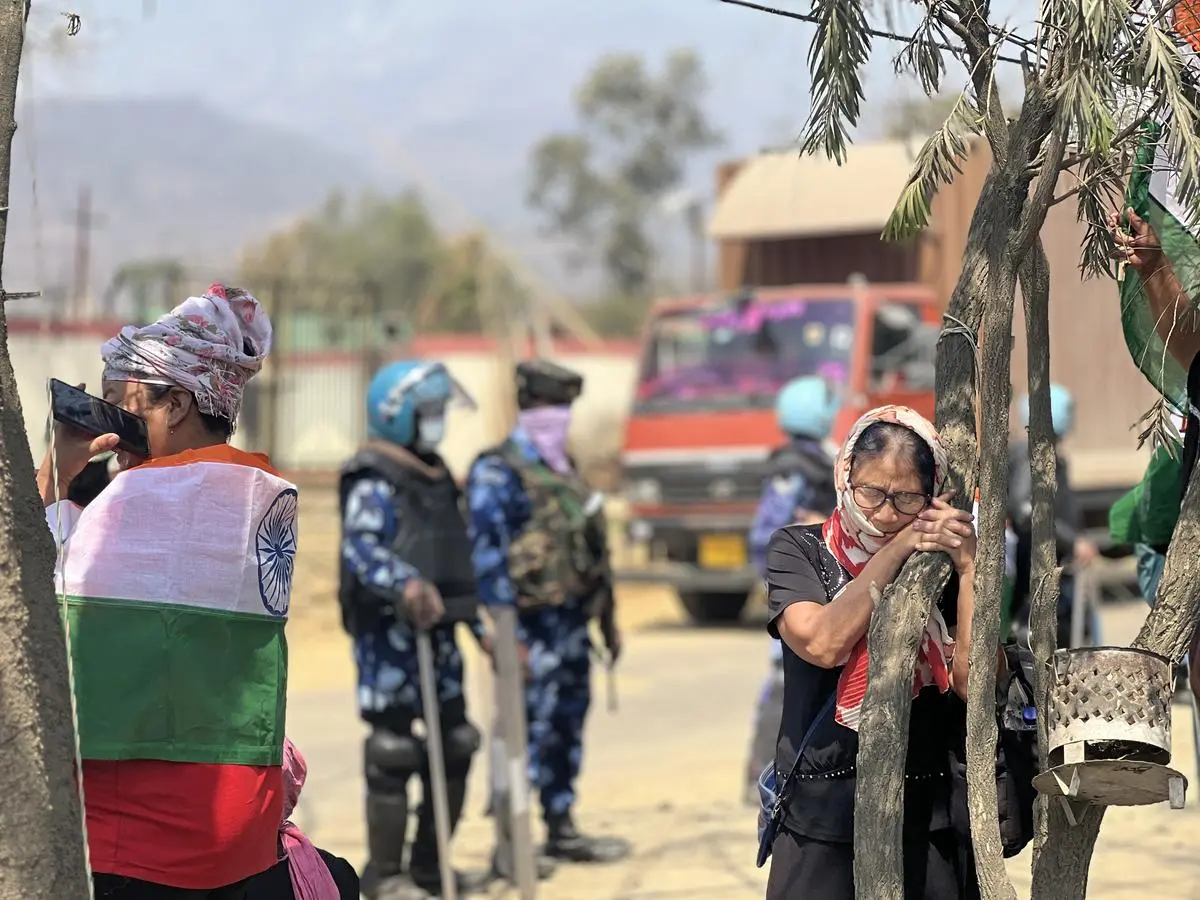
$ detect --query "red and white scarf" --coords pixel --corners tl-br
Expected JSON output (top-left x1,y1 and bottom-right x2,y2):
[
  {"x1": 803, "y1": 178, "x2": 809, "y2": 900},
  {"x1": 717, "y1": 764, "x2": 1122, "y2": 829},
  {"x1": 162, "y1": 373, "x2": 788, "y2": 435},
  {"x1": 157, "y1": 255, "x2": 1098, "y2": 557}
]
[{"x1": 822, "y1": 406, "x2": 955, "y2": 731}]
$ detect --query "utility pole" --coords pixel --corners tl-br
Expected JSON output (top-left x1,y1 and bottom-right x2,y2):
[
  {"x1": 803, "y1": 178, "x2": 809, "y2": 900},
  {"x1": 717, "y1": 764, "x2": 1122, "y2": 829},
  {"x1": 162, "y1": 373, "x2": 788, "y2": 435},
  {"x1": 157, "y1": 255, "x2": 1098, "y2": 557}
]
[
  {"x1": 685, "y1": 199, "x2": 707, "y2": 294},
  {"x1": 255, "y1": 279, "x2": 285, "y2": 462},
  {"x1": 69, "y1": 185, "x2": 102, "y2": 320},
  {"x1": 363, "y1": 279, "x2": 385, "y2": 381}
]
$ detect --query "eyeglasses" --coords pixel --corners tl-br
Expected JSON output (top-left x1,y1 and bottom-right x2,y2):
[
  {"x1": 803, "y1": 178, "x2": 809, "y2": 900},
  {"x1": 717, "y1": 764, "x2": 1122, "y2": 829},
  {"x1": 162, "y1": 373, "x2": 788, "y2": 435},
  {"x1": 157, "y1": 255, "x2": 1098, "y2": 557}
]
[{"x1": 850, "y1": 483, "x2": 930, "y2": 516}]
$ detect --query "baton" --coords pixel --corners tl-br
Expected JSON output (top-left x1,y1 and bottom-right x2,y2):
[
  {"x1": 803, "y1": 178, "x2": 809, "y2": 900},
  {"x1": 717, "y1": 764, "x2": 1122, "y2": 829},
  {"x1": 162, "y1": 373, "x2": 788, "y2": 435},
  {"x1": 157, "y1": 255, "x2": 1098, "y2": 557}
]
[
  {"x1": 606, "y1": 658, "x2": 618, "y2": 713},
  {"x1": 491, "y1": 607, "x2": 538, "y2": 899},
  {"x1": 416, "y1": 629, "x2": 457, "y2": 900}
]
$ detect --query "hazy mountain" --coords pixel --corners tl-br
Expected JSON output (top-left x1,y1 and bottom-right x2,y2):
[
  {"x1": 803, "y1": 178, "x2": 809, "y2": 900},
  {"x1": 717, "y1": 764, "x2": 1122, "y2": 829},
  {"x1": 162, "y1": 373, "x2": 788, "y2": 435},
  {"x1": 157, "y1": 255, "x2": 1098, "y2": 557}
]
[{"x1": 6, "y1": 96, "x2": 385, "y2": 309}]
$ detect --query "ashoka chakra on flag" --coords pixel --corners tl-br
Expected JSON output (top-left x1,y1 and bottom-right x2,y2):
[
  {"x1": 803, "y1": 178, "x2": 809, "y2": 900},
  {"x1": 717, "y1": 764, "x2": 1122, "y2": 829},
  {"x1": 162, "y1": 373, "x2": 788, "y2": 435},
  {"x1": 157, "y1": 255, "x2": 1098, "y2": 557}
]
[{"x1": 256, "y1": 487, "x2": 298, "y2": 617}]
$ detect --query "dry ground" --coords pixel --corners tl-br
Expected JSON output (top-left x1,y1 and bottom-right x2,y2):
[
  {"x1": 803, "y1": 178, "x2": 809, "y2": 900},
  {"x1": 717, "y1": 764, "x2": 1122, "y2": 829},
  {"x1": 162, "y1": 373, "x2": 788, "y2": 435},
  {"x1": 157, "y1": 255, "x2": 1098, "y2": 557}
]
[{"x1": 284, "y1": 483, "x2": 1200, "y2": 899}]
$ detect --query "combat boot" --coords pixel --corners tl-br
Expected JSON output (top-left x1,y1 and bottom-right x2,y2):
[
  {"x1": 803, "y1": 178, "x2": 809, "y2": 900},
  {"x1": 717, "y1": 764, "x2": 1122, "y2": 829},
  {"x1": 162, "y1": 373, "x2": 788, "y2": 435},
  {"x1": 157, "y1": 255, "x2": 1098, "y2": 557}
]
[
  {"x1": 544, "y1": 810, "x2": 631, "y2": 864},
  {"x1": 490, "y1": 843, "x2": 558, "y2": 884},
  {"x1": 409, "y1": 773, "x2": 491, "y2": 895},
  {"x1": 370, "y1": 872, "x2": 431, "y2": 900},
  {"x1": 362, "y1": 791, "x2": 414, "y2": 898},
  {"x1": 363, "y1": 729, "x2": 425, "y2": 898}
]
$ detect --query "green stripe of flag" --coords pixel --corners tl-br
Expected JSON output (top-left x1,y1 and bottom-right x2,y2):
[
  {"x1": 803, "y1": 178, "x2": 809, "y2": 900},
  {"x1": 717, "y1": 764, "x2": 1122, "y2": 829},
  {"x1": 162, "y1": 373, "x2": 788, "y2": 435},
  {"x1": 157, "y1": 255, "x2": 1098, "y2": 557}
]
[{"x1": 64, "y1": 595, "x2": 287, "y2": 766}]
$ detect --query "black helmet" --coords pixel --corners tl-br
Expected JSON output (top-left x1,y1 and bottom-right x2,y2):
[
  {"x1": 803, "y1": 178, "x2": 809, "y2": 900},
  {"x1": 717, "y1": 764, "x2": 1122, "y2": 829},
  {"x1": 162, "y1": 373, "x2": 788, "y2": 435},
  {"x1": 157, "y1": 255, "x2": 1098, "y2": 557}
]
[{"x1": 516, "y1": 359, "x2": 584, "y2": 410}]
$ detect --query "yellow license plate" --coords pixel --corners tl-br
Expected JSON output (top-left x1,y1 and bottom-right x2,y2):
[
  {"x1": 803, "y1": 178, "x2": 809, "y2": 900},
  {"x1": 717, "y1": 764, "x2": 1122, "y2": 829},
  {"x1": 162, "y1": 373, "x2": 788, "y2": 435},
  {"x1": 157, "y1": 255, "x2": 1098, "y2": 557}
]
[{"x1": 698, "y1": 533, "x2": 747, "y2": 569}]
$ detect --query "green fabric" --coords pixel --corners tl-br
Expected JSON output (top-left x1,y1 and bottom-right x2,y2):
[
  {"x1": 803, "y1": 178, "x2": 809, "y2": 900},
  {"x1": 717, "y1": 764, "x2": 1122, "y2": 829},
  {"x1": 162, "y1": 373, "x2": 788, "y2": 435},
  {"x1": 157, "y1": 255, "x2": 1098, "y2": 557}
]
[
  {"x1": 498, "y1": 439, "x2": 606, "y2": 608},
  {"x1": 1108, "y1": 443, "x2": 1184, "y2": 546},
  {"x1": 1119, "y1": 121, "x2": 1198, "y2": 414},
  {"x1": 1109, "y1": 485, "x2": 1139, "y2": 543},
  {"x1": 65, "y1": 596, "x2": 287, "y2": 765},
  {"x1": 1138, "y1": 444, "x2": 1184, "y2": 543}
]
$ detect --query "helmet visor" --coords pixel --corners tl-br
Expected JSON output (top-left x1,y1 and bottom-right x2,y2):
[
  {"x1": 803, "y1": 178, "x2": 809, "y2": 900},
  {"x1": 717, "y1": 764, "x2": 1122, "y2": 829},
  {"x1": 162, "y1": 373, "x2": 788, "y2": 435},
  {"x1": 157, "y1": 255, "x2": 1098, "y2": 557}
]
[{"x1": 389, "y1": 361, "x2": 477, "y2": 419}]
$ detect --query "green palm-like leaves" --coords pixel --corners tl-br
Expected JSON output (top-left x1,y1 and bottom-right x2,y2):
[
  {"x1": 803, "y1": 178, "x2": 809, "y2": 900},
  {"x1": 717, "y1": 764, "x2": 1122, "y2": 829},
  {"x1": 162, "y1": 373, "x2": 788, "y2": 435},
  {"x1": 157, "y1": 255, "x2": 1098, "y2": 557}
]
[
  {"x1": 799, "y1": 0, "x2": 872, "y2": 164},
  {"x1": 883, "y1": 91, "x2": 985, "y2": 241},
  {"x1": 893, "y1": 18, "x2": 946, "y2": 96}
]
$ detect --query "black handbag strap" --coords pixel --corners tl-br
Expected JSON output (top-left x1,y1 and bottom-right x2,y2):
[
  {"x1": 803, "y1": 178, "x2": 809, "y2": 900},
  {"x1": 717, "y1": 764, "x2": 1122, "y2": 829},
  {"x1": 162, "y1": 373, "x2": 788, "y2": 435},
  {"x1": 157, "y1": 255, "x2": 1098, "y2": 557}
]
[
  {"x1": 775, "y1": 692, "x2": 837, "y2": 800},
  {"x1": 773, "y1": 525, "x2": 841, "y2": 802}
]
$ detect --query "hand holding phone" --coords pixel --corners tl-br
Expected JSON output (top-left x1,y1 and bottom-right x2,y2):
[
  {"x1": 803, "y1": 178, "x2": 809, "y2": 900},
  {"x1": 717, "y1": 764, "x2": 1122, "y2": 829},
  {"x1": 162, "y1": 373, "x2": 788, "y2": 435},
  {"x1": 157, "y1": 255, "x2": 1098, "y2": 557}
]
[
  {"x1": 39, "y1": 380, "x2": 147, "y2": 507},
  {"x1": 49, "y1": 379, "x2": 149, "y2": 457},
  {"x1": 38, "y1": 418, "x2": 119, "y2": 507}
]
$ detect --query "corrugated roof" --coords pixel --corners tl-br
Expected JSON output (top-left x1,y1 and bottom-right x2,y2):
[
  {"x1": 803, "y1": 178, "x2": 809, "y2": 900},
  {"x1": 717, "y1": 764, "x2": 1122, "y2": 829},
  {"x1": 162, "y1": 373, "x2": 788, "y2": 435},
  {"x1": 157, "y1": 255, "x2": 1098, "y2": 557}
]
[{"x1": 707, "y1": 140, "x2": 923, "y2": 241}]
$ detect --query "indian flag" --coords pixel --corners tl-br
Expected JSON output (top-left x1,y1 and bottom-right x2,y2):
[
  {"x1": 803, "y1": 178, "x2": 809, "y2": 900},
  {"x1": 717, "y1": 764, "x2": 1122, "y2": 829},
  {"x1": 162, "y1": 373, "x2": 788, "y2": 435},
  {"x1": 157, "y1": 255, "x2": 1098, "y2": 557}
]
[
  {"x1": 53, "y1": 444, "x2": 296, "y2": 766},
  {"x1": 1118, "y1": 119, "x2": 1200, "y2": 413}
]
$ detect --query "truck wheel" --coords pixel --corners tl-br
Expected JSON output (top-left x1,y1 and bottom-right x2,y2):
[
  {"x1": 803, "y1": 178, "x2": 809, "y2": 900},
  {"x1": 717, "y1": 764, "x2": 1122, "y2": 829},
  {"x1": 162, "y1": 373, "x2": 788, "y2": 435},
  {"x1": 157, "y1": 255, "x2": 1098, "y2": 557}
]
[{"x1": 679, "y1": 591, "x2": 749, "y2": 625}]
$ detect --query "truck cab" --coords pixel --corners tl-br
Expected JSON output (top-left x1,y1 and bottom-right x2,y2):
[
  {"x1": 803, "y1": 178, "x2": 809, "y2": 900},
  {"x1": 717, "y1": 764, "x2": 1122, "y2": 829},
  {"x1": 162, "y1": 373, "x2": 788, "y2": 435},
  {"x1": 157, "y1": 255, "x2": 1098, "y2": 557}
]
[{"x1": 619, "y1": 282, "x2": 941, "y2": 624}]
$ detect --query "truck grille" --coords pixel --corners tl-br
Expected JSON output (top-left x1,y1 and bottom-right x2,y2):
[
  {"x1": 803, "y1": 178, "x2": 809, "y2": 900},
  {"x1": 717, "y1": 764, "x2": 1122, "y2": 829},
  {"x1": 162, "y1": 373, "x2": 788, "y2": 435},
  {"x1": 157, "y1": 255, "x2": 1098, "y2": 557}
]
[{"x1": 627, "y1": 463, "x2": 768, "y2": 505}]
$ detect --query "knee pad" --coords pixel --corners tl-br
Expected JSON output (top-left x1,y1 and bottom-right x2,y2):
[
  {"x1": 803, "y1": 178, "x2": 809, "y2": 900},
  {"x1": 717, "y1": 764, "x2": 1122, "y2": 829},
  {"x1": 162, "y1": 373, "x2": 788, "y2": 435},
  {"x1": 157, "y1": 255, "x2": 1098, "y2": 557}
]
[
  {"x1": 365, "y1": 728, "x2": 424, "y2": 793},
  {"x1": 442, "y1": 721, "x2": 481, "y2": 775}
]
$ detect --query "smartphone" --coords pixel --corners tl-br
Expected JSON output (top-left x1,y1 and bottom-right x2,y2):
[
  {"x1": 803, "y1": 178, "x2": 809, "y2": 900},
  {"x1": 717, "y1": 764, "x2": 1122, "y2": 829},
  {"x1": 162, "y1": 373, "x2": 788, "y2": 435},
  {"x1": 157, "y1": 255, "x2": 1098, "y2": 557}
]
[{"x1": 49, "y1": 378, "x2": 151, "y2": 458}]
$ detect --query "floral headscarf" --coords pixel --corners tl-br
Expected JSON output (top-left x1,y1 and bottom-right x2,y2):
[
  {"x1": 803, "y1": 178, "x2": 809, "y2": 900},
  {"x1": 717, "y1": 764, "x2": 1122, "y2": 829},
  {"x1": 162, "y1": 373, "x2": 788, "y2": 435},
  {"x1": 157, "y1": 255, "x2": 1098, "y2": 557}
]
[
  {"x1": 100, "y1": 283, "x2": 272, "y2": 431},
  {"x1": 824, "y1": 405, "x2": 950, "y2": 575},
  {"x1": 821, "y1": 405, "x2": 954, "y2": 731}
]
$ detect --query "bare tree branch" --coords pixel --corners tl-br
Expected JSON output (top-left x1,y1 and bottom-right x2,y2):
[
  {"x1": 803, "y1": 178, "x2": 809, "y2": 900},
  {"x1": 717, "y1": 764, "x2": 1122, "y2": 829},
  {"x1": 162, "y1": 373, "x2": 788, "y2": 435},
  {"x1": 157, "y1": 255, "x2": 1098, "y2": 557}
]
[
  {"x1": 935, "y1": 1, "x2": 1011, "y2": 161},
  {"x1": 1013, "y1": 123, "x2": 1068, "y2": 261}
]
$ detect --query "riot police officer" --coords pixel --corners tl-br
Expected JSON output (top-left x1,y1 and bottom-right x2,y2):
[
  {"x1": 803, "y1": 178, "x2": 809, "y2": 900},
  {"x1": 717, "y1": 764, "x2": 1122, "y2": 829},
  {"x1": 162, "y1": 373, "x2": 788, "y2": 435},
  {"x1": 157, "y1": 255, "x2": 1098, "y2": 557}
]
[
  {"x1": 744, "y1": 376, "x2": 840, "y2": 801},
  {"x1": 339, "y1": 360, "x2": 489, "y2": 900},
  {"x1": 466, "y1": 359, "x2": 628, "y2": 871}
]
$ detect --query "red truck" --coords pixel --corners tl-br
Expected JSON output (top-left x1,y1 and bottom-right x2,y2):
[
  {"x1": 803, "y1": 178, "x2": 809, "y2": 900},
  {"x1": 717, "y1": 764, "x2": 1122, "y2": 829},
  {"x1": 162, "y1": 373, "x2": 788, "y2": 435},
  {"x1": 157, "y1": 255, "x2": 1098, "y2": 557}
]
[{"x1": 618, "y1": 281, "x2": 943, "y2": 624}]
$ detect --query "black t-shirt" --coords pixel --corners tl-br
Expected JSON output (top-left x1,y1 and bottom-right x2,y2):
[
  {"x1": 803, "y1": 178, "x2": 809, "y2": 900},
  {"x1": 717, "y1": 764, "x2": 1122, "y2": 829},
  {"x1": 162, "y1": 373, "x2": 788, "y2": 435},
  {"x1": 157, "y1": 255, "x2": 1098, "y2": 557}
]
[{"x1": 765, "y1": 523, "x2": 964, "y2": 842}]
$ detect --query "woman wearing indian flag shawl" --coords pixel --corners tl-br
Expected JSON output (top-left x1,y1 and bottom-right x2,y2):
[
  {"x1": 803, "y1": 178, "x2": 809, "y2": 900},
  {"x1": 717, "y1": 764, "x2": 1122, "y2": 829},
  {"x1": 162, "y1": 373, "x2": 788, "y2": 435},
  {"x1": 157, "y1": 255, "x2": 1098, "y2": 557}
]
[{"x1": 37, "y1": 283, "x2": 296, "y2": 899}]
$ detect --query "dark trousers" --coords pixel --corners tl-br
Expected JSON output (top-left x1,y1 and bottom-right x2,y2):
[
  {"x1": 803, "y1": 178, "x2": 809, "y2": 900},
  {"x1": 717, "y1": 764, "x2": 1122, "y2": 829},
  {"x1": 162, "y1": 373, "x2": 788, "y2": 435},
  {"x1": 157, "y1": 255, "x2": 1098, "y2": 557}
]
[
  {"x1": 93, "y1": 874, "x2": 248, "y2": 900},
  {"x1": 765, "y1": 827, "x2": 978, "y2": 900},
  {"x1": 96, "y1": 851, "x2": 360, "y2": 900}
]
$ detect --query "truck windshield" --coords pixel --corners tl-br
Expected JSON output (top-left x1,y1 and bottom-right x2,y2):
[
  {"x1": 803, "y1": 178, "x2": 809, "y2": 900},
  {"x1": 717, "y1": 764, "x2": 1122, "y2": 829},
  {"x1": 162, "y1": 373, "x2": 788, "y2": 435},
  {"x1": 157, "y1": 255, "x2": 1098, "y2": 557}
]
[{"x1": 635, "y1": 297, "x2": 856, "y2": 410}]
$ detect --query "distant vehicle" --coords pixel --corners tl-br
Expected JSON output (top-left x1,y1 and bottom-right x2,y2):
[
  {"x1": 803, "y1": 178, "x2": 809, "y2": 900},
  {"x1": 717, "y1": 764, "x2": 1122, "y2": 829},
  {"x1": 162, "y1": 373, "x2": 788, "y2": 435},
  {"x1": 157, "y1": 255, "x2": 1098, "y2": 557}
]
[{"x1": 618, "y1": 281, "x2": 942, "y2": 624}]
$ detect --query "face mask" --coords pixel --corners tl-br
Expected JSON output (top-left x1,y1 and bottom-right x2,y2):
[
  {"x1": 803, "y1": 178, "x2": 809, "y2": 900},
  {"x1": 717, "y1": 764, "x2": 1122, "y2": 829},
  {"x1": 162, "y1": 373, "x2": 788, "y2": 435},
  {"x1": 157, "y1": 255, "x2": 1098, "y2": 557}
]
[
  {"x1": 518, "y1": 406, "x2": 573, "y2": 474},
  {"x1": 416, "y1": 414, "x2": 445, "y2": 451}
]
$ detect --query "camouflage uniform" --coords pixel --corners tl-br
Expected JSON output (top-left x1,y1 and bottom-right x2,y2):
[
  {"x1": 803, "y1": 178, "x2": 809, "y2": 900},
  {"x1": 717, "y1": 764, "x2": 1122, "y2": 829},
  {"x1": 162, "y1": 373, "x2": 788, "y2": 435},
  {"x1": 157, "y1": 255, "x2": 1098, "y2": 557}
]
[
  {"x1": 468, "y1": 433, "x2": 594, "y2": 811},
  {"x1": 341, "y1": 453, "x2": 488, "y2": 899},
  {"x1": 467, "y1": 360, "x2": 627, "y2": 865}
]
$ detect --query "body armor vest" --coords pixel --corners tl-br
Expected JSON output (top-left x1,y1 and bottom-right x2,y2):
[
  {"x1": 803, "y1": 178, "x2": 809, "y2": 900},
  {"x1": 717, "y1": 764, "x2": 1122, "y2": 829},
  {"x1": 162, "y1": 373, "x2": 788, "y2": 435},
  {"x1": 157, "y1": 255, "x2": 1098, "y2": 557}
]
[
  {"x1": 338, "y1": 444, "x2": 477, "y2": 633},
  {"x1": 769, "y1": 438, "x2": 837, "y2": 517},
  {"x1": 486, "y1": 439, "x2": 609, "y2": 611}
]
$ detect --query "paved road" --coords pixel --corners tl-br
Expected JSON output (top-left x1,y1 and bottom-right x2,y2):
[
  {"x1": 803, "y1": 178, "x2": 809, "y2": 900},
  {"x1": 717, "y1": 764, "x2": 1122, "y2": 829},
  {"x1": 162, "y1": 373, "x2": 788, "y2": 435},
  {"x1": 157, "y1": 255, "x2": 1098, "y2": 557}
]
[{"x1": 284, "y1": 586, "x2": 1200, "y2": 899}]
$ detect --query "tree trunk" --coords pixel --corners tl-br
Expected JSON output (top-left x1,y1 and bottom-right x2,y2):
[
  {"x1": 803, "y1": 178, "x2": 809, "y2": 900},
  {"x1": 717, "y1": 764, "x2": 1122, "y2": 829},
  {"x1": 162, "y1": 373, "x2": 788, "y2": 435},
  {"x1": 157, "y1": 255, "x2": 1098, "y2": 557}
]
[
  {"x1": 967, "y1": 233, "x2": 1018, "y2": 900},
  {"x1": 1019, "y1": 240, "x2": 1060, "y2": 842},
  {"x1": 1022, "y1": 240, "x2": 1105, "y2": 900},
  {"x1": 853, "y1": 163, "x2": 1027, "y2": 897},
  {"x1": 0, "y1": 2, "x2": 92, "y2": 897}
]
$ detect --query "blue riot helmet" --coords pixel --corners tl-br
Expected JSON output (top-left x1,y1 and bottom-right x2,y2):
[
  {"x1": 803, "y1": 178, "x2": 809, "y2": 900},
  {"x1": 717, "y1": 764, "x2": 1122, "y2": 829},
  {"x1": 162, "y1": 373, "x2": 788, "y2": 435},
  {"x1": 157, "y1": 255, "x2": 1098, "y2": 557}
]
[
  {"x1": 366, "y1": 360, "x2": 477, "y2": 449},
  {"x1": 775, "y1": 376, "x2": 841, "y2": 440},
  {"x1": 1017, "y1": 383, "x2": 1074, "y2": 439}
]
